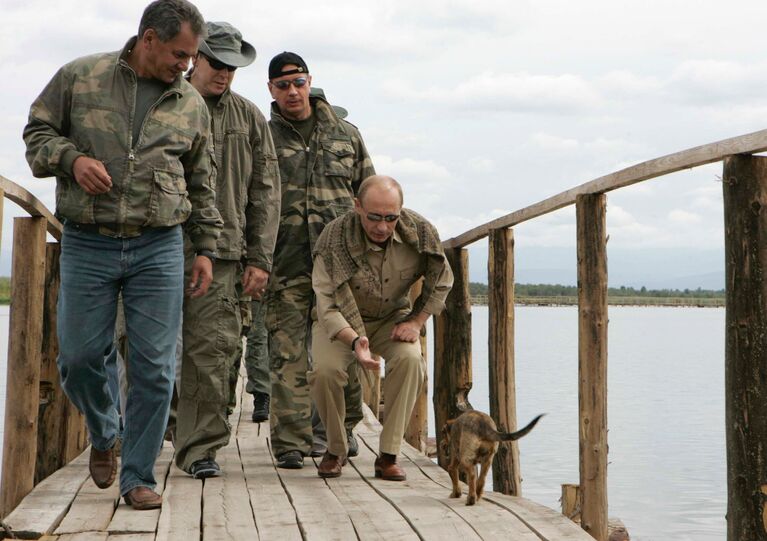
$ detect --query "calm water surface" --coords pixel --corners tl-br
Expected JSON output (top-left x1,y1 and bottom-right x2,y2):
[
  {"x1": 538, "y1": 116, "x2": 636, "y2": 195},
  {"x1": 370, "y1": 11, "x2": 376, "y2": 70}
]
[
  {"x1": 427, "y1": 305, "x2": 726, "y2": 541},
  {"x1": 0, "y1": 305, "x2": 725, "y2": 540}
]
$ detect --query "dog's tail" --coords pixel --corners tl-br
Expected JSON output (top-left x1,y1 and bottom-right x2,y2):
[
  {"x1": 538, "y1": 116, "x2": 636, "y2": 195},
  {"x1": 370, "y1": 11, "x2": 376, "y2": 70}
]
[{"x1": 495, "y1": 414, "x2": 545, "y2": 441}]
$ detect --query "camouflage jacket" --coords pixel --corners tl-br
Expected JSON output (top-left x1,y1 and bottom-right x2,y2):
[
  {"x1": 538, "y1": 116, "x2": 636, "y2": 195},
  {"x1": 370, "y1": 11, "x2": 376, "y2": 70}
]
[
  {"x1": 268, "y1": 96, "x2": 375, "y2": 289},
  {"x1": 205, "y1": 89, "x2": 281, "y2": 268},
  {"x1": 23, "y1": 37, "x2": 223, "y2": 251}
]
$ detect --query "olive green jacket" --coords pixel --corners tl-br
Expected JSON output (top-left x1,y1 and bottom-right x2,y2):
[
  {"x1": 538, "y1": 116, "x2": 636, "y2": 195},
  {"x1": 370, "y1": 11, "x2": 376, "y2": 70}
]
[
  {"x1": 205, "y1": 89, "x2": 281, "y2": 268},
  {"x1": 23, "y1": 37, "x2": 222, "y2": 251},
  {"x1": 268, "y1": 96, "x2": 375, "y2": 289}
]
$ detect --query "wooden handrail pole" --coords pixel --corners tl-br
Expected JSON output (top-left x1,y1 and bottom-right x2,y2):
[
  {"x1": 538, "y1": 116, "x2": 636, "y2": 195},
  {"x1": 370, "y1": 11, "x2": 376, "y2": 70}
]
[
  {"x1": 405, "y1": 279, "x2": 428, "y2": 453},
  {"x1": 0, "y1": 217, "x2": 47, "y2": 518},
  {"x1": 433, "y1": 248, "x2": 472, "y2": 469},
  {"x1": 576, "y1": 194, "x2": 608, "y2": 541},
  {"x1": 488, "y1": 227, "x2": 521, "y2": 495},
  {"x1": 722, "y1": 154, "x2": 767, "y2": 541}
]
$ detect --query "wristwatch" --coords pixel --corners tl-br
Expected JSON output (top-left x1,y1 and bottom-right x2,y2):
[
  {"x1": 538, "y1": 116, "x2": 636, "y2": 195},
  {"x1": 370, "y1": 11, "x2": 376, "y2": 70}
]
[{"x1": 196, "y1": 249, "x2": 217, "y2": 262}]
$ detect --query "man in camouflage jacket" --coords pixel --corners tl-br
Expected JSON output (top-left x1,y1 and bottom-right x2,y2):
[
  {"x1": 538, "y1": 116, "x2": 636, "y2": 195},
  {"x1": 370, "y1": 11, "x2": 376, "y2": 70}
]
[
  {"x1": 22, "y1": 0, "x2": 222, "y2": 510},
  {"x1": 266, "y1": 52, "x2": 375, "y2": 468},
  {"x1": 174, "y1": 21, "x2": 280, "y2": 479}
]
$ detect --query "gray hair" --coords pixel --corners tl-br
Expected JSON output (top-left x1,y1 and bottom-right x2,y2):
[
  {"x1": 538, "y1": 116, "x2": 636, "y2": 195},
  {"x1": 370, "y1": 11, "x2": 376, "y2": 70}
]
[
  {"x1": 357, "y1": 175, "x2": 404, "y2": 207},
  {"x1": 138, "y1": 0, "x2": 206, "y2": 42}
]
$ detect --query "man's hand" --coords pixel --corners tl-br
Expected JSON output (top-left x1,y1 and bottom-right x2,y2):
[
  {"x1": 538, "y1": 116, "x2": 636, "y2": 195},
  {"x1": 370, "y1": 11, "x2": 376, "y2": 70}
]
[
  {"x1": 186, "y1": 255, "x2": 213, "y2": 298},
  {"x1": 390, "y1": 320, "x2": 422, "y2": 343},
  {"x1": 242, "y1": 266, "x2": 269, "y2": 299},
  {"x1": 73, "y1": 156, "x2": 112, "y2": 194},
  {"x1": 353, "y1": 336, "x2": 381, "y2": 371}
]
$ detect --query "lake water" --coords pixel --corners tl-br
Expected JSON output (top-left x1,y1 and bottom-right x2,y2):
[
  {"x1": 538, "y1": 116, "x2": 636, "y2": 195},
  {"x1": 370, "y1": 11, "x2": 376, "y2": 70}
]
[
  {"x1": 425, "y1": 305, "x2": 726, "y2": 541},
  {"x1": 0, "y1": 304, "x2": 725, "y2": 539}
]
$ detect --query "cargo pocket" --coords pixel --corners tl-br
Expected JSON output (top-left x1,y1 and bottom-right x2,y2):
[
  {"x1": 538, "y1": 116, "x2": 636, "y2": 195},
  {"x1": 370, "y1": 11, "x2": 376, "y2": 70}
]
[
  {"x1": 148, "y1": 168, "x2": 191, "y2": 225},
  {"x1": 321, "y1": 140, "x2": 355, "y2": 181}
]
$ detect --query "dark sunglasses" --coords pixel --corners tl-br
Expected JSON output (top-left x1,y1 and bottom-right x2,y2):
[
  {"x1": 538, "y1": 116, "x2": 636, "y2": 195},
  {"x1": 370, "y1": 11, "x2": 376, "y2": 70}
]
[
  {"x1": 366, "y1": 212, "x2": 400, "y2": 223},
  {"x1": 202, "y1": 54, "x2": 236, "y2": 72},
  {"x1": 272, "y1": 77, "x2": 308, "y2": 90}
]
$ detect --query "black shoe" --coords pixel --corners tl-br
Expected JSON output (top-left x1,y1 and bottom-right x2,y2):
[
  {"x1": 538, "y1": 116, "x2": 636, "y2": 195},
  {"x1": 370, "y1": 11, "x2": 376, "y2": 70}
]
[
  {"x1": 190, "y1": 458, "x2": 221, "y2": 479},
  {"x1": 276, "y1": 450, "x2": 304, "y2": 469},
  {"x1": 347, "y1": 432, "x2": 359, "y2": 457},
  {"x1": 252, "y1": 392, "x2": 270, "y2": 423}
]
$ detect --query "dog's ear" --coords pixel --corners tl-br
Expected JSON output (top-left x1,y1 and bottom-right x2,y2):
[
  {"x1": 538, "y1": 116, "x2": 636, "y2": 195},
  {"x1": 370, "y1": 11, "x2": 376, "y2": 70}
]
[{"x1": 445, "y1": 418, "x2": 457, "y2": 427}]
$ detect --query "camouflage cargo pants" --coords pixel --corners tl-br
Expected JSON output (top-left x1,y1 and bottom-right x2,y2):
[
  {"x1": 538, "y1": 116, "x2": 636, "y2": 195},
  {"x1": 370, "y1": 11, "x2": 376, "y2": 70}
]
[
  {"x1": 244, "y1": 299, "x2": 270, "y2": 396},
  {"x1": 266, "y1": 278, "x2": 363, "y2": 457},
  {"x1": 175, "y1": 252, "x2": 241, "y2": 471}
]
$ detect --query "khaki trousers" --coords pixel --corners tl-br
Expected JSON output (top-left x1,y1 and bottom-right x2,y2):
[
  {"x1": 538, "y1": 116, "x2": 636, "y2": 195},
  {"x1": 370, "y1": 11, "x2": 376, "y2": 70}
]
[{"x1": 308, "y1": 312, "x2": 425, "y2": 457}]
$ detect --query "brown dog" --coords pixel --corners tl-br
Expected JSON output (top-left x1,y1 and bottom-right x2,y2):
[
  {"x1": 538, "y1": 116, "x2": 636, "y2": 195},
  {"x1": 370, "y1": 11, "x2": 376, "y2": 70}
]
[{"x1": 442, "y1": 411, "x2": 544, "y2": 505}]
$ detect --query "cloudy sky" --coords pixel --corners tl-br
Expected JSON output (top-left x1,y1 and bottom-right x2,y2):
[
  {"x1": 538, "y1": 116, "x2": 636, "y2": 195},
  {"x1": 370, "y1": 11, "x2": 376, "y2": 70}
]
[{"x1": 3, "y1": 0, "x2": 765, "y2": 286}]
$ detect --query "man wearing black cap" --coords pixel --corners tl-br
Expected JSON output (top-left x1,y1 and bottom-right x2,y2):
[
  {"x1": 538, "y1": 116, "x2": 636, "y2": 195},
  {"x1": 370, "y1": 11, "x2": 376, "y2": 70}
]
[
  {"x1": 173, "y1": 21, "x2": 281, "y2": 479},
  {"x1": 265, "y1": 52, "x2": 375, "y2": 469}
]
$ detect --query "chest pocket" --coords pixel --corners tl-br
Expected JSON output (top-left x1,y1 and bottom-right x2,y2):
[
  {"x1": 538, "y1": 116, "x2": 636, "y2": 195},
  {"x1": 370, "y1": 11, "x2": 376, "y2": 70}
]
[{"x1": 322, "y1": 140, "x2": 355, "y2": 179}]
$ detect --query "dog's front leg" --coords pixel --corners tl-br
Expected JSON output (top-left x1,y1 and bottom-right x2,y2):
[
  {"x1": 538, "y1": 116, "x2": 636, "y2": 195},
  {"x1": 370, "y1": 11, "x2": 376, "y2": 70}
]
[{"x1": 448, "y1": 462, "x2": 461, "y2": 498}]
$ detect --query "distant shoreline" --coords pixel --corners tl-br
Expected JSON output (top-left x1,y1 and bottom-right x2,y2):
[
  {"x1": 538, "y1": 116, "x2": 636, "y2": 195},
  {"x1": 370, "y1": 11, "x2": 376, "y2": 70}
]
[{"x1": 470, "y1": 295, "x2": 724, "y2": 307}]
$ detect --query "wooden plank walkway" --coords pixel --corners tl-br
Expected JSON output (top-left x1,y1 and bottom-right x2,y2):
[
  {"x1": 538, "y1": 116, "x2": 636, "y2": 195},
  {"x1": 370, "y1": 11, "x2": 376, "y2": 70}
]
[{"x1": 1, "y1": 376, "x2": 592, "y2": 540}]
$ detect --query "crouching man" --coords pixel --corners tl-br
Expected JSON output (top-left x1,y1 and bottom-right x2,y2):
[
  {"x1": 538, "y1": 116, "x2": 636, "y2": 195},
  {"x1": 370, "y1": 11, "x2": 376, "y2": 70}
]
[{"x1": 308, "y1": 175, "x2": 453, "y2": 480}]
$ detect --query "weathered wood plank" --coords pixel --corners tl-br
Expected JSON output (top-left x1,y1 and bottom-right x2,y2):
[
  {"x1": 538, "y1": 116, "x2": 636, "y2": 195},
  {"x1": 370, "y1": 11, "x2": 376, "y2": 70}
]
[
  {"x1": 155, "y1": 465, "x2": 201, "y2": 541},
  {"x1": 107, "y1": 445, "x2": 173, "y2": 534},
  {"x1": 0, "y1": 175, "x2": 63, "y2": 240},
  {"x1": 433, "y1": 248, "x2": 472, "y2": 469},
  {"x1": 487, "y1": 227, "x2": 521, "y2": 495},
  {"x1": 722, "y1": 154, "x2": 767, "y2": 541},
  {"x1": 576, "y1": 194, "x2": 608, "y2": 541},
  {"x1": 106, "y1": 534, "x2": 153, "y2": 541},
  {"x1": 237, "y1": 408, "x2": 301, "y2": 540},
  {"x1": 54, "y1": 477, "x2": 119, "y2": 534},
  {"x1": 350, "y1": 427, "x2": 481, "y2": 541},
  {"x1": 0, "y1": 449, "x2": 89, "y2": 538},
  {"x1": 322, "y1": 430, "x2": 418, "y2": 541},
  {"x1": 274, "y1": 457, "x2": 356, "y2": 540},
  {"x1": 202, "y1": 443, "x2": 257, "y2": 540},
  {"x1": 443, "y1": 127, "x2": 767, "y2": 248},
  {"x1": 58, "y1": 533, "x2": 107, "y2": 541},
  {"x1": 1, "y1": 217, "x2": 48, "y2": 518}
]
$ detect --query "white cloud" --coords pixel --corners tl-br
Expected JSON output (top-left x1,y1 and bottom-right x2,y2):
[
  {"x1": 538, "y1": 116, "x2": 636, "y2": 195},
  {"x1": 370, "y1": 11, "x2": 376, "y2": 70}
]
[
  {"x1": 668, "y1": 209, "x2": 702, "y2": 224},
  {"x1": 384, "y1": 71, "x2": 601, "y2": 113}
]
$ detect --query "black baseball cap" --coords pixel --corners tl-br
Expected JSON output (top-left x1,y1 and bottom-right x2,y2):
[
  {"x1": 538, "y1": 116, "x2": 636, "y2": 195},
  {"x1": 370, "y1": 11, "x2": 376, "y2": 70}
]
[{"x1": 268, "y1": 52, "x2": 309, "y2": 80}]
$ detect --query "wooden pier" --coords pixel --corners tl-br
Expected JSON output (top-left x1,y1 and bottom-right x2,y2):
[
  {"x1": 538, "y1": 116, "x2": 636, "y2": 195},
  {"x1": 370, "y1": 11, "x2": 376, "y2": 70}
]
[
  {"x1": 2, "y1": 126, "x2": 767, "y2": 540},
  {"x1": 0, "y1": 380, "x2": 591, "y2": 540}
]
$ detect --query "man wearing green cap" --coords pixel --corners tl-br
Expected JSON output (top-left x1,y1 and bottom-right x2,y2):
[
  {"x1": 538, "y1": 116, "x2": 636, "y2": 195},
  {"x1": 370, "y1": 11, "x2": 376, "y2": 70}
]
[
  {"x1": 174, "y1": 21, "x2": 281, "y2": 478},
  {"x1": 265, "y1": 52, "x2": 375, "y2": 469}
]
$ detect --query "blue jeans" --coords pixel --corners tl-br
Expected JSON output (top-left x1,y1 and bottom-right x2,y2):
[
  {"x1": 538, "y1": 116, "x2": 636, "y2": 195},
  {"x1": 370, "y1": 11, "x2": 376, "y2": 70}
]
[{"x1": 57, "y1": 224, "x2": 183, "y2": 495}]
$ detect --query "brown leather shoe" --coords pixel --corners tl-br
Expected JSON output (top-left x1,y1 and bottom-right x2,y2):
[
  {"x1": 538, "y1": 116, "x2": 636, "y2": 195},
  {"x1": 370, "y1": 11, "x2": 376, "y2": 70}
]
[
  {"x1": 374, "y1": 453, "x2": 406, "y2": 481},
  {"x1": 123, "y1": 486, "x2": 163, "y2": 510},
  {"x1": 318, "y1": 451, "x2": 345, "y2": 478},
  {"x1": 89, "y1": 444, "x2": 117, "y2": 489}
]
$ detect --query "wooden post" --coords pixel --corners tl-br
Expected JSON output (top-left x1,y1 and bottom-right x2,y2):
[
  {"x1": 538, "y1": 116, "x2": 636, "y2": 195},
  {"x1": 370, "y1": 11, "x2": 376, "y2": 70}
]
[
  {"x1": 488, "y1": 228, "x2": 521, "y2": 494},
  {"x1": 35, "y1": 243, "x2": 66, "y2": 483},
  {"x1": 433, "y1": 248, "x2": 472, "y2": 469},
  {"x1": 562, "y1": 483, "x2": 582, "y2": 523},
  {"x1": 405, "y1": 279, "x2": 428, "y2": 453},
  {"x1": 722, "y1": 154, "x2": 767, "y2": 541},
  {"x1": 576, "y1": 194, "x2": 608, "y2": 541},
  {"x1": 0, "y1": 217, "x2": 47, "y2": 518}
]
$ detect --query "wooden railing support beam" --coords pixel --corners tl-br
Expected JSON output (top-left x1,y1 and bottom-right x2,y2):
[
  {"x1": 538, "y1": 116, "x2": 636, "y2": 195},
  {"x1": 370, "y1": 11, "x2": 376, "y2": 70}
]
[
  {"x1": 434, "y1": 248, "x2": 472, "y2": 469},
  {"x1": 576, "y1": 194, "x2": 608, "y2": 541},
  {"x1": 0, "y1": 217, "x2": 48, "y2": 518},
  {"x1": 722, "y1": 154, "x2": 767, "y2": 541},
  {"x1": 488, "y1": 228, "x2": 521, "y2": 495}
]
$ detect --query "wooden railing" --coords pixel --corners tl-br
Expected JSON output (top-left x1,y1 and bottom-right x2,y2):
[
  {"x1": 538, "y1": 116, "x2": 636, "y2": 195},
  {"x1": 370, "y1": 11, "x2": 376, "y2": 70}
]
[
  {"x1": 0, "y1": 175, "x2": 88, "y2": 519},
  {"x1": 430, "y1": 129, "x2": 767, "y2": 541}
]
